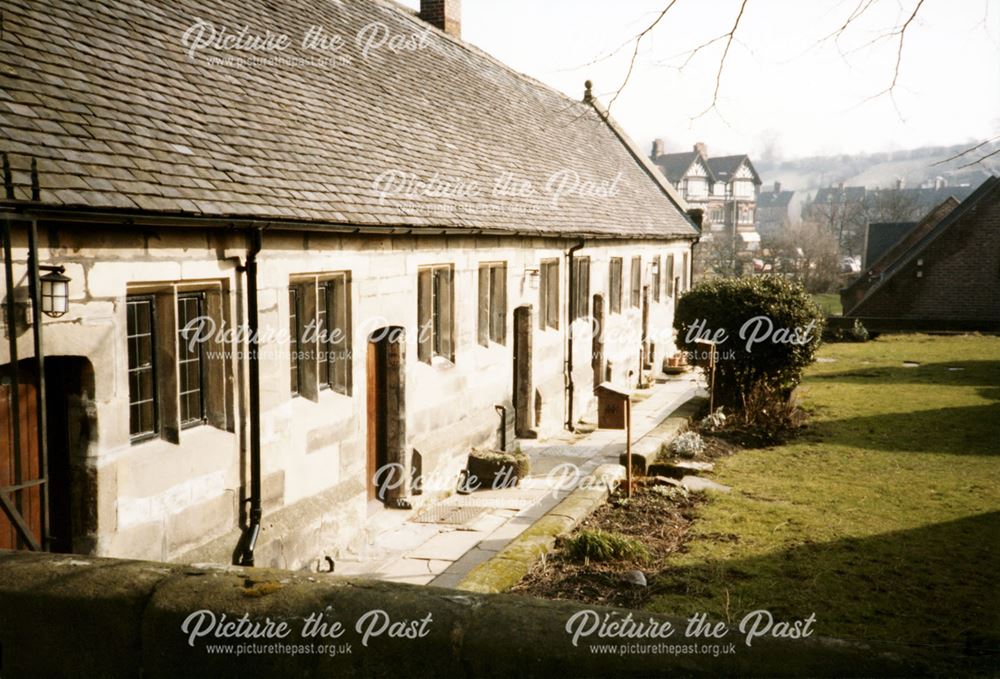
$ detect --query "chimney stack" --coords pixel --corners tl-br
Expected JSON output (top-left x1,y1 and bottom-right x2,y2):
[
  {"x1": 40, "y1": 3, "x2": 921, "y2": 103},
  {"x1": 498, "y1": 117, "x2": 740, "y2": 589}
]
[
  {"x1": 693, "y1": 142, "x2": 707, "y2": 159},
  {"x1": 934, "y1": 176, "x2": 946, "y2": 190},
  {"x1": 895, "y1": 177, "x2": 904, "y2": 190},
  {"x1": 651, "y1": 138, "x2": 666, "y2": 160},
  {"x1": 773, "y1": 181, "x2": 781, "y2": 193},
  {"x1": 420, "y1": 0, "x2": 461, "y2": 39}
]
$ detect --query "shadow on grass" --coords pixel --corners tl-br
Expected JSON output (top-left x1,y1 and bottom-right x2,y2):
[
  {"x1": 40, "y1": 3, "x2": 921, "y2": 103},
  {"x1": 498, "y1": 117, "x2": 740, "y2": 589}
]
[
  {"x1": 813, "y1": 403, "x2": 1000, "y2": 456},
  {"x1": 812, "y1": 361, "x2": 1000, "y2": 388},
  {"x1": 649, "y1": 512, "x2": 1000, "y2": 675}
]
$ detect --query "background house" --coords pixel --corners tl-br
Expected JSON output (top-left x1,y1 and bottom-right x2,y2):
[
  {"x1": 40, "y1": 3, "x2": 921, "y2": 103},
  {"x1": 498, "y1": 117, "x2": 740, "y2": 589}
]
[
  {"x1": 755, "y1": 181, "x2": 795, "y2": 236},
  {"x1": 840, "y1": 177, "x2": 1000, "y2": 329}
]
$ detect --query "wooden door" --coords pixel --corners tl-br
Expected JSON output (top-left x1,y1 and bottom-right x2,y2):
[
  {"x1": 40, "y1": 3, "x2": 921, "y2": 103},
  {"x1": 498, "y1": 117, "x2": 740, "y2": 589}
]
[
  {"x1": 513, "y1": 306, "x2": 534, "y2": 438},
  {"x1": 592, "y1": 293, "x2": 604, "y2": 390},
  {"x1": 0, "y1": 367, "x2": 42, "y2": 550},
  {"x1": 367, "y1": 329, "x2": 406, "y2": 504},
  {"x1": 366, "y1": 338, "x2": 381, "y2": 502}
]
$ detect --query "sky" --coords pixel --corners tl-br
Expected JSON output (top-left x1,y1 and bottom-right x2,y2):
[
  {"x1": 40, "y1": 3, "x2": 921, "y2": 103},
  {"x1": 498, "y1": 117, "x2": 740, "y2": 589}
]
[{"x1": 397, "y1": 0, "x2": 1000, "y2": 160}]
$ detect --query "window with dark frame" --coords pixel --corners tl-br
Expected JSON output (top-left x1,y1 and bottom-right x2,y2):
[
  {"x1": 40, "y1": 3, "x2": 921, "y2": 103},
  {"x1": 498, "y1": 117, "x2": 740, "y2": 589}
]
[
  {"x1": 478, "y1": 262, "x2": 507, "y2": 347},
  {"x1": 539, "y1": 259, "x2": 559, "y2": 330},
  {"x1": 572, "y1": 257, "x2": 590, "y2": 321},
  {"x1": 630, "y1": 256, "x2": 641, "y2": 307},
  {"x1": 177, "y1": 292, "x2": 206, "y2": 428},
  {"x1": 127, "y1": 296, "x2": 157, "y2": 440},
  {"x1": 665, "y1": 254, "x2": 675, "y2": 297},
  {"x1": 418, "y1": 264, "x2": 454, "y2": 363},
  {"x1": 289, "y1": 288, "x2": 301, "y2": 396},
  {"x1": 323, "y1": 274, "x2": 352, "y2": 395},
  {"x1": 290, "y1": 274, "x2": 353, "y2": 398},
  {"x1": 609, "y1": 257, "x2": 623, "y2": 314},
  {"x1": 652, "y1": 257, "x2": 661, "y2": 302}
]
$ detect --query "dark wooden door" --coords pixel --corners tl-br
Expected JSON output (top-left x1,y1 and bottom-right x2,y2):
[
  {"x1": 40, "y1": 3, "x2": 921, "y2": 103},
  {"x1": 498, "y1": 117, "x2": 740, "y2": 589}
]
[
  {"x1": 0, "y1": 368, "x2": 42, "y2": 550},
  {"x1": 513, "y1": 306, "x2": 534, "y2": 438},
  {"x1": 592, "y1": 293, "x2": 604, "y2": 390},
  {"x1": 366, "y1": 338, "x2": 382, "y2": 502},
  {"x1": 367, "y1": 329, "x2": 406, "y2": 504}
]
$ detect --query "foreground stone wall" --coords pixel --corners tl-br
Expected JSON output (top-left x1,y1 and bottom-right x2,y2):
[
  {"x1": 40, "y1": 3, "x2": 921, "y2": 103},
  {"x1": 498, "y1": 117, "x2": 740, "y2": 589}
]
[{"x1": 0, "y1": 551, "x2": 920, "y2": 678}]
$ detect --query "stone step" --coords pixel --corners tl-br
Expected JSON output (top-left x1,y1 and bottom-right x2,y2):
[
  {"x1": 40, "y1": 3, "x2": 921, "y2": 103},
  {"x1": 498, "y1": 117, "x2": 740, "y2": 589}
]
[
  {"x1": 618, "y1": 396, "x2": 707, "y2": 475},
  {"x1": 647, "y1": 460, "x2": 715, "y2": 479}
]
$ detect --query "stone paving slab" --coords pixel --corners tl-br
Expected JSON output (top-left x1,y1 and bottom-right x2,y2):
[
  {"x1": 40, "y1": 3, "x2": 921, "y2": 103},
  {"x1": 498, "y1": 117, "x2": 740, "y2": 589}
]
[{"x1": 336, "y1": 375, "x2": 704, "y2": 584}]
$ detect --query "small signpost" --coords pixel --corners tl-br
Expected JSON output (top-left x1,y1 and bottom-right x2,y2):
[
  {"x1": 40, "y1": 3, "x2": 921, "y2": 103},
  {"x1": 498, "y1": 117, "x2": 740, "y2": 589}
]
[
  {"x1": 596, "y1": 382, "x2": 633, "y2": 497},
  {"x1": 694, "y1": 339, "x2": 717, "y2": 413}
]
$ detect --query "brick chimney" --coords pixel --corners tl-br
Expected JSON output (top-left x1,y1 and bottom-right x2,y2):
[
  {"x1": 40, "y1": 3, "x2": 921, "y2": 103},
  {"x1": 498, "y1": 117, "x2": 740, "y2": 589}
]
[
  {"x1": 773, "y1": 181, "x2": 781, "y2": 193},
  {"x1": 421, "y1": 0, "x2": 461, "y2": 39},
  {"x1": 651, "y1": 138, "x2": 666, "y2": 160},
  {"x1": 693, "y1": 142, "x2": 707, "y2": 159}
]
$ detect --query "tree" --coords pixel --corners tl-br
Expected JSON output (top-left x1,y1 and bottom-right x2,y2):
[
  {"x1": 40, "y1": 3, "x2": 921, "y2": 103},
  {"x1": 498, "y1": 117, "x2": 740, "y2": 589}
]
[
  {"x1": 596, "y1": 0, "x2": 997, "y2": 166},
  {"x1": 761, "y1": 222, "x2": 840, "y2": 293}
]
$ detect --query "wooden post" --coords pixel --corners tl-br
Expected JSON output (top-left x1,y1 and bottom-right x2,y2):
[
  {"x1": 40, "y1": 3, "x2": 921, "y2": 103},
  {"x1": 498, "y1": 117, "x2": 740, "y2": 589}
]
[{"x1": 625, "y1": 396, "x2": 632, "y2": 498}]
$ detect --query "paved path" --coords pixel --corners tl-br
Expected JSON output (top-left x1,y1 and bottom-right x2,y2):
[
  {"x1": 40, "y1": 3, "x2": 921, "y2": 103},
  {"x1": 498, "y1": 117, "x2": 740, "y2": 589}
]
[{"x1": 334, "y1": 373, "x2": 705, "y2": 586}]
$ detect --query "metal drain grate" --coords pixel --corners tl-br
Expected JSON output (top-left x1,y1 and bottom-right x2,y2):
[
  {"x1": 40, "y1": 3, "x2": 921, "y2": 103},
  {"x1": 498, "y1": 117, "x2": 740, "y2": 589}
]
[{"x1": 413, "y1": 504, "x2": 490, "y2": 525}]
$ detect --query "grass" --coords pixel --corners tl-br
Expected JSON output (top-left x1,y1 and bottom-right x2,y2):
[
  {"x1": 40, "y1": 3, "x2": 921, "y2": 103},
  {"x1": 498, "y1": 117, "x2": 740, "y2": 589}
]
[
  {"x1": 812, "y1": 292, "x2": 843, "y2": 316},
  {"x1": 646, "y1": 334, "x2": 1000, "y2": 674}
]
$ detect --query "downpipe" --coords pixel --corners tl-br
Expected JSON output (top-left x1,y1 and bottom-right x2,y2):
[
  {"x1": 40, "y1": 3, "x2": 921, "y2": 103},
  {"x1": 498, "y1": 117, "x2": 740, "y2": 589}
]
[
  {"x1": 565, "y1": 239, "x2": 585, "y2": 431},
  {"x1": 238, "y1": 228, "x2": 263, "y2": 566}
]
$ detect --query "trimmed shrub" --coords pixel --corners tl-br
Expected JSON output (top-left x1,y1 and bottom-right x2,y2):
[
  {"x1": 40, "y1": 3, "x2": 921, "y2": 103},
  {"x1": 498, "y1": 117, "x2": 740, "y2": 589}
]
[
  {"x1": 563, "y1": 529, "x2": 649, "y2": 563},
  {"x1": 674, "y1": 276, "x2": 824, "y2": 409}
]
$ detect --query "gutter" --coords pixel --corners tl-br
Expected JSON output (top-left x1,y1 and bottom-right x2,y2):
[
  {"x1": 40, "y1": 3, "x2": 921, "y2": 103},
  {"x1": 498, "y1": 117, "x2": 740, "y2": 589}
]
[
  {"x1": 0, "y1": 202, "x2": 697, "y2": 242},
  {"x1": 237, "y1": 228, "x2": 263, "y2": 566},
  {"x1": 565, "y1": 239, "x2": 585, "y2": 431}
]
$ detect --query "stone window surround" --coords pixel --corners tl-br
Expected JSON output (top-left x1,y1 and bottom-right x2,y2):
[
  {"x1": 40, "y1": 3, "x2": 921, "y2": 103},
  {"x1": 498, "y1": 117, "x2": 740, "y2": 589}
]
[
  {"x1": 125, "y1": 280, "x2": 230, "y2": 446},
  {"x1": 288, "y1": 272, "x2": 354, "y2": 402}
]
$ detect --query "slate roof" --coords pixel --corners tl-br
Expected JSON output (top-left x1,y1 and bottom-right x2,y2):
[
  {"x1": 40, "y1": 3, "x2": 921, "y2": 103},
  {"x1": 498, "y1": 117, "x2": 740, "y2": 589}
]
[
  {"x1": 652, "y1": 152, "x2": 703, "y2": 184},
  {"x1": 757, "y1": 189, "x2": 794, "y2": 209},
  {"x1": 814, "y1": 186, "x2": 868, "y2": 204},
  {"x1": 864, "y1": 221, "x2": 916, "y2": 269},
  {"x1": 0, "y1": 0, "x2": 696, "y2": 239},
  {"x1": 705, "y1": 155, "x2": 760, "y2": 184}
]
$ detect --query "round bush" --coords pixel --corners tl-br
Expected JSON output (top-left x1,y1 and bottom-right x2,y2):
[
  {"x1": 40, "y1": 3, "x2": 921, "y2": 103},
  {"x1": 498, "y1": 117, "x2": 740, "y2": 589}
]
[{"x1": 673, "y1": 276, "x2": 824, "y2": 408}]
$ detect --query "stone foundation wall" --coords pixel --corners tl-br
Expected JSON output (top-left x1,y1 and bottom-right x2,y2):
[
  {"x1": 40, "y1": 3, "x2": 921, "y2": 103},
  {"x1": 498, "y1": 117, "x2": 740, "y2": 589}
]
[{"x1": 1, "y1": 222, "x2": 691, "y2": 569}]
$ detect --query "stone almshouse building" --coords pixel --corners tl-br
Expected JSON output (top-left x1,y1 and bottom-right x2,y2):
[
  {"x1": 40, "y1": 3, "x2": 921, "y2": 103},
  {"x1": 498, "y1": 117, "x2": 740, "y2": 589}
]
[{"x1": 0, "y1": 0, "x2": 699, "y2": 568}]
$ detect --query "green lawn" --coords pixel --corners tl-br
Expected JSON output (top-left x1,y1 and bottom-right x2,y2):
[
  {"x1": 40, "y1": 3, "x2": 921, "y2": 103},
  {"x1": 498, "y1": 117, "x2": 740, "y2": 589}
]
[
  {"x1": 647, "y1": 334, "x2": 1000, "y2": 673},
  {"x1": 812, "y1": 292, "x2": 843, "y2": 316}
]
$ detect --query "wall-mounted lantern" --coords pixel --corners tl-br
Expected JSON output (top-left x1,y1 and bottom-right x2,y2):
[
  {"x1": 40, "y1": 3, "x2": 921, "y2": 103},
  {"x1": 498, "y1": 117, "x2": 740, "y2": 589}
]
[
  {"x1": 524, "y1": 267, "x2": 540, "y2": 290},
  {"x1": 39, "y1": 265, "x2": 70, "y2": 318}
]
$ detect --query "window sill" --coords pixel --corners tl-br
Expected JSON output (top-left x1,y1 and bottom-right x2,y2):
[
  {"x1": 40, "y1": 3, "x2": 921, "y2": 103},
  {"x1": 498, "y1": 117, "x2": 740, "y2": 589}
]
[{"x1": 431, "y1": 354, "x2": 456, "y2": 370}]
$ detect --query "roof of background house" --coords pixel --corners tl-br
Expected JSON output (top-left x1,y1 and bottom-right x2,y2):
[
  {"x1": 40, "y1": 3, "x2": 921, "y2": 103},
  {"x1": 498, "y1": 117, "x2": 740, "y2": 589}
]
[
  {"x1": 757, "y1": 189, "x2": 794, "y2": 209},
  {"x1": 705, "y1": 155, "x2": 760, "y2": 184},
  {"x1": 0, "y1": 0, "x2": 695, "y2": 238},
  {"x1": 814, "y1": 185, "x2": 868, "y2": 203},
  {"x1": 864, "y1": 221, "x2": 917, "y2": 269},
  {"x1": 652, "y1": 151, "x2": 706, "y2": 184},
  {"x1": 846, "y1": 178, "x2": 999, "y2": 314}
]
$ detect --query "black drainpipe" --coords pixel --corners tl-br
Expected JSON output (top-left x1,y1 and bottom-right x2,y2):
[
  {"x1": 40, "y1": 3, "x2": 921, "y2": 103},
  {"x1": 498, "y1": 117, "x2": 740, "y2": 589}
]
[
  {"x1": 565, "y1": 239, "x2": 585, "y2": 431},
  {"x1": 238, "y1": 228, "x2": 263, "y2": 566},
  {"x1": 26, "y1": 160, "x2": 50, "y2": 550}
]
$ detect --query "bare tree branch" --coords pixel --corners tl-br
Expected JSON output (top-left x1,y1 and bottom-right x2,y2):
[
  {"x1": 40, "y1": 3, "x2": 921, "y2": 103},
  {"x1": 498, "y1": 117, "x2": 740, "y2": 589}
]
[
  {"x1": 957, "y1": 146, "x2": 1000, "y2": 169},
  {"x1": 930, "y1": 136, "x2": 1000, "y2": 166},
  {"x1": 859, "y1": 0, "x2": 926, "y2": 105},
  {"x1": 604, "y1": 0, "x2": 681, "y2": 113},
  {"x1": 691, "y1": 0, "x2": 750, "y2": 119}
]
